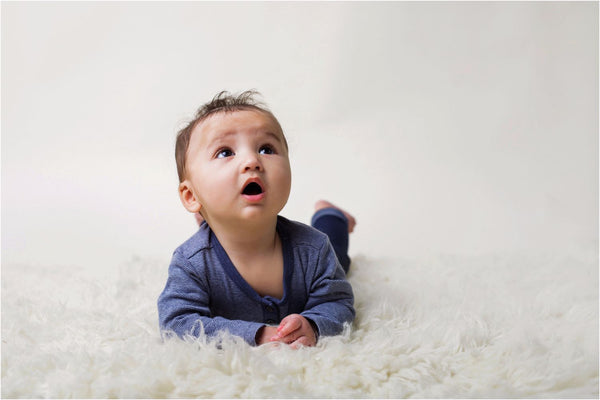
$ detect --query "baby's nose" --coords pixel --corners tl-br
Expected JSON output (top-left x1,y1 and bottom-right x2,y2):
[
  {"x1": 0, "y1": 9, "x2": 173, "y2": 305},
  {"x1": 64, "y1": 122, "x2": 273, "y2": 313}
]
[{"x1": 242, "y1": 154, "x2": 263, "y2": 171}]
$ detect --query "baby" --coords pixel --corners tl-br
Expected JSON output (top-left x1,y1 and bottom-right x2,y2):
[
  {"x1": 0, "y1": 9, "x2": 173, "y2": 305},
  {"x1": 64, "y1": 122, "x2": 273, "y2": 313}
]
[{"x1": 158, "y1": 91, "x2": 356, "y2": 347}]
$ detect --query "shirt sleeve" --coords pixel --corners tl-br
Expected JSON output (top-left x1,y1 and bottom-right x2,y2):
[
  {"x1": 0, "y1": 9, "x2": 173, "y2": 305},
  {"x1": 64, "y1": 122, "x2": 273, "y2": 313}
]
[
  {"x1": 300, "y1": 238, "x2": 355, "y2": 337},
  {"x1": 157, "y1": 251, "x2": 265, "y2": 345}
]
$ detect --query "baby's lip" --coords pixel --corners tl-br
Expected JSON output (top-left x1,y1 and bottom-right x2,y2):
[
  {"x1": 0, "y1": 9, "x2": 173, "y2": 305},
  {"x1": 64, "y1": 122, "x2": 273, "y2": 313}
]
[{"x1": 241, "y1": 177, "x2": 265, "y2": 195}]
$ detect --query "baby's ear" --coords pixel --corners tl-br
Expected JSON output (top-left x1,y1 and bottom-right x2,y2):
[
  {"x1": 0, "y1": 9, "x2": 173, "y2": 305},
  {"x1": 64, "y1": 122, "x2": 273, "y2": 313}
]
[{"x1": 178, "y1": 181, "x2": 202, "y2": 213}]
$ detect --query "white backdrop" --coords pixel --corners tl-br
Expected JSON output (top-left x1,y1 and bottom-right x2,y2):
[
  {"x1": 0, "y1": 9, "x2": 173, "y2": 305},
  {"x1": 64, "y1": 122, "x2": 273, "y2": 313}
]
[{"x1": 2, "y1": 2, "x2": 598, "y2": 272}]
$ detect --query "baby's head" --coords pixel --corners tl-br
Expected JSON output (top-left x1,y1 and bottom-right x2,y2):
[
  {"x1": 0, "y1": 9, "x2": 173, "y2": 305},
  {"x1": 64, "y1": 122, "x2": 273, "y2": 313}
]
[
  {"x1": 175, "y1": 90, "x2": 287, "y2": 183},
  {"x1": 175, "y1": 91, "x2": 292, "y2": 226}
]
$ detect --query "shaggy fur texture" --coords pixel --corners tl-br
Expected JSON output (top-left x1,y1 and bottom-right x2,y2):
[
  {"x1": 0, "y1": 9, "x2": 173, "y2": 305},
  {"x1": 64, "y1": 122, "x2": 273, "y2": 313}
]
[{"x1": 2, "y1": 250, "x2": 598, "y2": 398}]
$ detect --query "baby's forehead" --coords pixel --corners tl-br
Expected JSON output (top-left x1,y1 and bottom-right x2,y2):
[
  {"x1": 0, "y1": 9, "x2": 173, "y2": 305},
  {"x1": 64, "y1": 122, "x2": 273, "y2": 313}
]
[{"x1": 192, "y1": 109, "x2": 284, "y2": 144}]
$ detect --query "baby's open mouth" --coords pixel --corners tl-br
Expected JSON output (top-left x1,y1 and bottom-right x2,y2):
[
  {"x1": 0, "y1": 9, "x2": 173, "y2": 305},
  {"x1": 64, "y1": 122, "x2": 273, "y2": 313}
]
[{"x1": 242, "y1": 182, "x2": 263, "y2": 195}]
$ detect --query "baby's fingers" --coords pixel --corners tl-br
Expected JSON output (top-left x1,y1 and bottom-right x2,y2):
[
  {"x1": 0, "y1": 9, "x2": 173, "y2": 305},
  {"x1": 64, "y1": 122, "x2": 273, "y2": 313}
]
[
  {"x1": 271, "y1": 330, "x2": 301, "y2": 344},
  {"x1": 276, "y1": 314, "x2": 302, "y2": 338},
  {"x1": 290, "y1": 336, "x2": 315, "y2": 349}
]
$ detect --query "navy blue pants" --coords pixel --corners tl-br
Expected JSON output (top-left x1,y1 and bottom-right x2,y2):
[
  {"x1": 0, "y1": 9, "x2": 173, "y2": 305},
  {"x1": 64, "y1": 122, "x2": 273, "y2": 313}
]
[{"x1": 311, "y1": 208, "x2": 351, "y2": 273}]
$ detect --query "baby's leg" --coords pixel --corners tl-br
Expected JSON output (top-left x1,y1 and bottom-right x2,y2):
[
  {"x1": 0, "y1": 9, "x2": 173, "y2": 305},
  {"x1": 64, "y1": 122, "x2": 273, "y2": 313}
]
[
  {"x1": 314, "y1": 200, "x2": 356, "y2": 233},
  {"x1": 311, "y1": 200, "x2": 356, "y2": 273}
]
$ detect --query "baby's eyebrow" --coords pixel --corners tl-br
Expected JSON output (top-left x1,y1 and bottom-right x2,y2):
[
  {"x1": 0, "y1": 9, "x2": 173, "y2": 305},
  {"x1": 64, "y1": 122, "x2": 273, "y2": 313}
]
[
  {"x1": 263, "y1": 131, "x2": 284, "y2": 144},
  {"x1": 212, "y1": 130, "x2": 237, "y2": 141},
  {"x1": 206, "y1": 128, "x2": 285, "y2": 148},
  {"x1": 205, "y1": 130, "x2": 236, "y2": 148}
]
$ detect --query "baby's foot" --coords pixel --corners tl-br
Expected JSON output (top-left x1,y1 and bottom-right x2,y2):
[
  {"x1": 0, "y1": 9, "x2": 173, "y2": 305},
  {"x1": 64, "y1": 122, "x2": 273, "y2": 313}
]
[
  {"x1": 314, "y1": 200, "x2": 356, "y2": 233},
  {"x1": 194, "y1": 212, "x2": 204, "y2": 226}
]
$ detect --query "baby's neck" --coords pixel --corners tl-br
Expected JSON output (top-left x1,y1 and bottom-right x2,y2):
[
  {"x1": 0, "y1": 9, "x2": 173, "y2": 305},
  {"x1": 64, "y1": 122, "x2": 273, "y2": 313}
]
[{"x1": 210, "y1": 216, "x2": 279, "y2": 260}]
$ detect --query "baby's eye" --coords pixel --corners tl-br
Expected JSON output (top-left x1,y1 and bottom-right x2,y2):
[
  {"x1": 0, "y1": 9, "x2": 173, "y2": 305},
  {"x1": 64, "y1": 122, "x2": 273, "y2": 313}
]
[
  {"x1": 258, "y1": 145, "x2": 275, "y2": 155},
  {"x1": 216, "y1": 148, "x2": 234, "y2": 159}
]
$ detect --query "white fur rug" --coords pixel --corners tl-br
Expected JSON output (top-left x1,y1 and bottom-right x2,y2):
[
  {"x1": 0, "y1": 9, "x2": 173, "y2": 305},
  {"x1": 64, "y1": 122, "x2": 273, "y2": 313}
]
[{"x1": 2, "y1": 250, "x2": 598, "y2": 398}]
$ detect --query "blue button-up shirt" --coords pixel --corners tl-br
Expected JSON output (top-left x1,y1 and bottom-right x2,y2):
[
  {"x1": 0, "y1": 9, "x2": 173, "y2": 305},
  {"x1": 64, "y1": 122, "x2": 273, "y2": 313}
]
[{"x1": 157, "y1": 216, "x2": 355, "y2": 345}]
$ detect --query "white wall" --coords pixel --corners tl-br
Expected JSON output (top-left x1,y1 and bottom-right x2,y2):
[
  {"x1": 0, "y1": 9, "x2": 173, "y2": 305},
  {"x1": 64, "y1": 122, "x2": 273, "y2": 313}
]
[{"x1": 2, "y1": 2, "x2": 597, "y2": 271}]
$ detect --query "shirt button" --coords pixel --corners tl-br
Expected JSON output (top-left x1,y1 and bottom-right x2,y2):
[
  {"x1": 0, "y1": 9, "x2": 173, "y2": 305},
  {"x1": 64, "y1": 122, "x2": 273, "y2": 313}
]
[
  {"x1": 266, "y1": 319, "x2": 276, "y2": 324},
  {"x1": 265, "y1": 306, "x2": 274, "y2": 313}
]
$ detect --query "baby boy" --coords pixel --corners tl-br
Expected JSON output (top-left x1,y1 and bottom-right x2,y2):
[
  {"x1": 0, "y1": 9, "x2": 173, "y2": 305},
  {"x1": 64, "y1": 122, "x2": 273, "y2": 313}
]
[{"x1": 157, "y1": 91, "x2": 355, "y2": 347}]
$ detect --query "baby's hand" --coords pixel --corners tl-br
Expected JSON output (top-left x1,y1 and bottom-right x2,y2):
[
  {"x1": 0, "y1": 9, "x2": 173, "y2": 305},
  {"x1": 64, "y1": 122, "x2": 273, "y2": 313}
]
[
  {"x1": 256, "y1": 325, "x2": 279, "y2": 345},
  {"x1": 270, "y1": 314, "x2": 317, "y2": 348}
]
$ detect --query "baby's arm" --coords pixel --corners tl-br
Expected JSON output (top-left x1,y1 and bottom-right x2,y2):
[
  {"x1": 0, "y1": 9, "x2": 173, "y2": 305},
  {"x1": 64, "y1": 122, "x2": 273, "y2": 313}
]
[
  {"x1": 157, "y1": 252, "x2": 264, "y2": 345},
  {"x1": 299, "y1": 238, "x2": 355, "y2": 338}
]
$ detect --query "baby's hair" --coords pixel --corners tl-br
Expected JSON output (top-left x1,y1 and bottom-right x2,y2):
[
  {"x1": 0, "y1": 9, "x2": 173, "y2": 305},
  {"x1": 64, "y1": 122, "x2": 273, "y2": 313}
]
[{"x1": 175, "y1": 90, "x2": 285, "y2": 182}]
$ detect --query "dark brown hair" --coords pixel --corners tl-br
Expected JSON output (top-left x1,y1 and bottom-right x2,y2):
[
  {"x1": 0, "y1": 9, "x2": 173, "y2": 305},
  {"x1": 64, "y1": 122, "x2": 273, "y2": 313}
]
[{"x1": 175, "y1": 90, "x2": 286, "y2": 182}]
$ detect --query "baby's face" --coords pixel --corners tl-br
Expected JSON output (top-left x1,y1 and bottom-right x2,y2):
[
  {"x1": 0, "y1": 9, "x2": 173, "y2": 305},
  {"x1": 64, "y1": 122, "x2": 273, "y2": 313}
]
[{"x1": 179, "y1": 109, "x2": 291, "y2": 227}]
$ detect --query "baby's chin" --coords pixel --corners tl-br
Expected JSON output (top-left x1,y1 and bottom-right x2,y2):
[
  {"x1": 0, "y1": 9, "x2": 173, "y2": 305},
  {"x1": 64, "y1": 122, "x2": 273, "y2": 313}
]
[
  {"x1": 206, "y1": 207, "x2": 281, "y2": 228},
  {"x1": 237, "y1": 206, "x2": 282, "y2": 221}
]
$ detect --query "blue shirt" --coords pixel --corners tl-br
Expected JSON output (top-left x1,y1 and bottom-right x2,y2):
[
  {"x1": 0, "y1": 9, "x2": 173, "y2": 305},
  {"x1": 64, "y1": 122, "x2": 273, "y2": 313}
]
[{"x1": 157, "y1": 216, "x2": 355, "y2": 345}]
